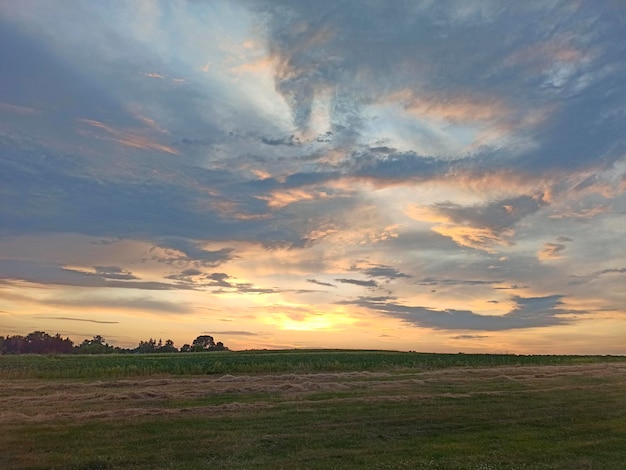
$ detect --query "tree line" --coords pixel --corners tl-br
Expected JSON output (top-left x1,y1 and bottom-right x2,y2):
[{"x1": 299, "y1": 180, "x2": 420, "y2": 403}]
[{"x1": 0, "y1": 331, "x2": 228, "y2": 355}]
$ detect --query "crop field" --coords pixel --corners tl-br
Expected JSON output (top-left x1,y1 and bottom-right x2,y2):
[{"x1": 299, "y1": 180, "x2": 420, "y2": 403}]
[{"x1": 2, "y1": 351, "x2": 626, "y2": 469}]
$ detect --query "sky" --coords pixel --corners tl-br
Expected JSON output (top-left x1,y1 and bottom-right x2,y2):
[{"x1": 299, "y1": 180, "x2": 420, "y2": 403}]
[{"x1": 1, "y1": 1, "x2": 625, "y2": 354}]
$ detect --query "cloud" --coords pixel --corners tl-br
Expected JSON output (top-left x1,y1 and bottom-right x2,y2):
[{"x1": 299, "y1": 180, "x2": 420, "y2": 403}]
[
  {"x1": 349, "y1": 150, "x2": 452, "y2": 184},
  {"x1": 261, "y1": 135, "x2": 300, "y2": 146},
  {"x1": 93, "y1": 266, "x2": 139, "y2": 281},
  {"x1": 0, "y1": 101, "x2": 41, "y2": 115},
  {"x1": 598, "y1": 268, "x2": 626, "y2": 276},
  {"x1": 408, "y1": 195, "x2": 548, "y2": 251},
  {"x1": 153, "y1": 239, "x2": 236, "y2": 266},
  {"x1": 47, "y1": 296, "x2": 190, "y2": 314},
  {"x1": 205, "y1": 330, "x2": 259, "y2": 336},
  {"x1": 307, "y1": 279, "x2": 336, "y2": 288},
  {"x1": 416, "y1": 278, "x2": 502, "y2": 287},
  {"x1": 450, "y1": 335, "x2": 490, "y2": 340},
  {"x1": 361, "y1": 265, "x2": 410, "y2": 280},
  {"x1": 538, "y1": 243, "x2": 567, "y2": 261},
  {"x1": 0, "y1": 259, "x2": 191, "y2": 291},
  {"x1": 335, "y1": 278, "x2": 378, "y2": 288},
  {"x1": 206, "y1": 272, "x2": 235, "y2": 288},
  {"x1": 345, "y1": 294, "x2": 579, "y2": 331},
  {"x1": 37, "y1": 316, "x2": 120, "y2": 325},
  {"x1": 77, "y1": 118, "x2": 179, "y2": 155},
  {"x1": 203, "y1": 272, "x2": 279, "y2": 295},
  {"x1": 569, "y1": 267, "x2": 626, "y2": 286}
]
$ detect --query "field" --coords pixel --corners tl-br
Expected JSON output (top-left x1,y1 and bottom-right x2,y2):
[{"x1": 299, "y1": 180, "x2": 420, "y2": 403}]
[{"x1": 1, "y1": 350, "x2": 626, "y2": 469}]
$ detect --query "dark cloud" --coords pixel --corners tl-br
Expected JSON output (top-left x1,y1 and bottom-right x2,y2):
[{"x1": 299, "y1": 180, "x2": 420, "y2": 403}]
[
  {"x1": 361, "y1": 265, "x2": 410, "y2": 280},
  {"x1": 181, "y1": 268, "x2": 204, "y2": 276},
  {"x1": 345, "y1": 294, "x2": 579, "y2": 331},
  {"x1": 203, "y1": 272, "x2": 280, "y2": 295},
  {"x1": 569, "y1": 267, "x2": 626, "y2": 285},
  {"x1": 47, "y1": 296, "x2": 190, "y2": 314},
  {"x1": 335, "y1": 278, "x2": 379, "y2": 288},
  {"x1": 416, "y1": 278, "x2": 502, "y2": 287},
  {"x1": 349, "y1": 150, "x2": 452, "y2": 183},
  {"x1": 597, "y1": 268, "x2": 626, "y2": 276},
  {"x1": 0, "y1": 259, "x2": 192, "y2": 291},
  {"x1": 154, "y1": 238, "x2": 236, "y2": 266},
  {"x1": 165, "y1": 268, "x2": 205, "y2": 283},
  {"x1": 436, "y1": 195, "x2": 546, "y2": 232},
  {"x1": 450, "y1": 335, "x2": 490, "y2": 340},
  {"x1": 93, "y1": 266, "x2": 139, "y2": 280},
  {"x1": 37, "y1": 316, "x2": 120, "y2": 324},
  {"x1": 494, "y1": 285, "x2": 530, "y2": 290},
  {"x1": 261, "y1": 135, "x2": 300, "y2": 146},
  {"x1": 205, "y1": 330, "x2": 259, "y2": 336},
  {"x1": 206, "y1": 272, "x2": 234, "y2": 288},
  {"x1": 307, "y1": 279, "x2": 336, "y2": 288}
]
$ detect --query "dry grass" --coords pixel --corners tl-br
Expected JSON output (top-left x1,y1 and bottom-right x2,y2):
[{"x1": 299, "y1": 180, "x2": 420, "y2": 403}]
[{"x1": 2, "y1": 363, "x2": 625, "y2": 423}]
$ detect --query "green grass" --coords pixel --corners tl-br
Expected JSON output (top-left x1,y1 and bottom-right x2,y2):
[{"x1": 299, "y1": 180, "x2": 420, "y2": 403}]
[
  {"x1": 1, "y1": 349, "x2": 624, "y2": 379},
  {"x1": 1, "y1": 351, "x2": 626, "y2": 468}
]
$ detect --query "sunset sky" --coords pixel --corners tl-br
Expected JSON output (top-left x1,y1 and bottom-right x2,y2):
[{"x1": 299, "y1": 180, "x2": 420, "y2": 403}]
[{"x1": 1, "y1": 1, "x2": 625, "y2": 353}]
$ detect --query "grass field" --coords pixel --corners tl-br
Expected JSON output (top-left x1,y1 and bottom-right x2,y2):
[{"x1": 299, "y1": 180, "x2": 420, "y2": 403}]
[{"x1": 1, "y1": 351, "x2": 626, "y2": 469}]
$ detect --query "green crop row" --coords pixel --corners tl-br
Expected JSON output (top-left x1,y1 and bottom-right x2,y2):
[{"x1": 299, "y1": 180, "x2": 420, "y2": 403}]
[{"x1": 1, "y1": 349, "x2": 625, "y2": 379}]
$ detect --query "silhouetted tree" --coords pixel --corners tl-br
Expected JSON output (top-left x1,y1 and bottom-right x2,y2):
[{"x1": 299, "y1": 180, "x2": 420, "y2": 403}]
[
  {"x1": 157, "y1": 339, "x2": 178, "y2": 353},
  {"x1": 191, "y1": 335, "x2": 215, "y2": 351},
  {"x1": 135, "y1": 338, "x2": 157, "y2": 354},
  {"x1": 0, "y1": 331, "x2": 226, "y2": 354},
  {"x1": 75, "y1": 335, "x2": 115, "y2": 354},
  {"x1": 188, "y1": 335, "x2": 228, "y2": 352},
  {"x1": 1, "y1": 334, "x2": 25, "y2": 354}
]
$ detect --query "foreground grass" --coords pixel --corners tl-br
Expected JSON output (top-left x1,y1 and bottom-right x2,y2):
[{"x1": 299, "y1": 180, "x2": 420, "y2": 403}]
[{"x1": 1, "y1": 353, "x2": 626, "y2": 469}]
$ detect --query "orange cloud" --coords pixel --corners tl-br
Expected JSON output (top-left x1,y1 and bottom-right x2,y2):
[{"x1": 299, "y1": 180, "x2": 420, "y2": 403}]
[
  {"x1": 0, "y1": 102, "x2": 41, "y2": 115},
  {"x1": 125, "y1": 104, "x2": 169, "y2": 135},
  {"x1": 406, "y1": 204, "x2": 516, "y2": 252},
  {"x1": 258, "y1": 188, "x2": 328, "y2": 209},
  {"x1": 538, "y1": 242, "x2": 567, "y2": 261},
  {"x1": 385, "y1": 89, "x2": 508, "y2": 124},
  {"x1": 549, "y1": 205, "x2": 612, "y2": 220},
  {"x1": 230, "y1": 56, "x2": 277, "y2": 76},
  {"x1": 506, "y1": 39, "x2": 588, "y2": 70},
  {"x1": 208, "y1": 200, "x2": 270, "y2": 221},
  {"x1": 434, "y1": 225, "x2": 513, "y2": 252},
  {"x1": 77, "y1": 119, "x2": 179, "y2": 155}
]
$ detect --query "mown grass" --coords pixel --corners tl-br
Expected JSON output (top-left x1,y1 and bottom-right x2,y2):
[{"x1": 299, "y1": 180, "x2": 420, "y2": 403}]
[
  {"x1": 1, "y1": 351, "x2": 626, "y2": 469},
  {"x1": 1, "y1": 349, "x2": 624, "y2": 379}
]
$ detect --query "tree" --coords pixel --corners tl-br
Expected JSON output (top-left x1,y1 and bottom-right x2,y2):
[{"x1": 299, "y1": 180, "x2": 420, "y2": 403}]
[
  {"x1": 191, "y1": 335, "x2": 215, "y2": 351},
  {"x1": 75, "y1": 335, "x2": 114, "y2": 354},
  {"x1": 188, "y1": 335, "x2": 228, "y2": 352},
  {"x1": 2, "y1": 335, "x2": 26, "y2": 354},
  {"x1": 157, "y1": 339, "x2": 178, "y2": 353},
  {"x1": 135, "y1": 338, "x2": 157, "y2": 354}
]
